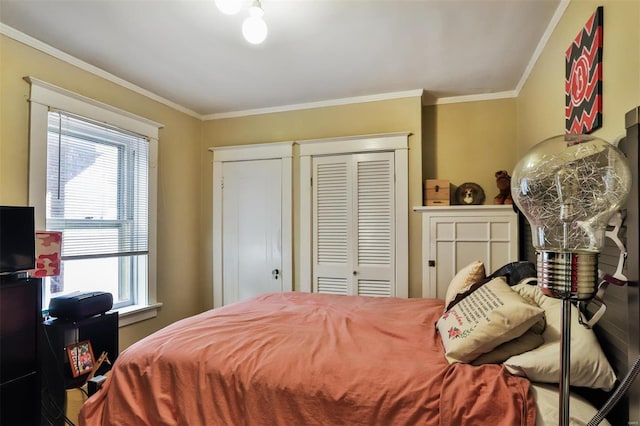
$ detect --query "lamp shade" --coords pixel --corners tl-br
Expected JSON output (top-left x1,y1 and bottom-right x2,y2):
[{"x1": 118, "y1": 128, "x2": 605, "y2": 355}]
[
  {"x1": 30, "y1": 231, "x2": 62, "y2": 277},
  {"x1": 242, "y1": 3, "x2": 267, "y2": 44},
  {"x1": 511, "y1": 134, "x2": 632, "y2": 299},
  {"x1": 214, "y1": 0, "x2": 244, "y2": 15}
]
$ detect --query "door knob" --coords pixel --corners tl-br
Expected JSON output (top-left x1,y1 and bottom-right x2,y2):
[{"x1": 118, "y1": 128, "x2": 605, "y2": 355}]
[{"x1": 272, "y1": 269, "x2": 280, "y2": 280}]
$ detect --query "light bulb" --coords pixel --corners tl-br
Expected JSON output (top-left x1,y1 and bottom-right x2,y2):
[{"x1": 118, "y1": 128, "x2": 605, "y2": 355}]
[
  {"x1": 215, "y1": 0, "x2": 244, "y2": 15},
  {"x1": 511, "y1": 134, "x2": 631, "y2": 300},
  {"x1": 242, "y1": 3, "x2": 267, "y2": 44}
]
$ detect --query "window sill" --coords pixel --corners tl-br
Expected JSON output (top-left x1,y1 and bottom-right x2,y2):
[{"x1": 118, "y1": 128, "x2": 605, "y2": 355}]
[{"x1": 115, "y1": 302, "x2": 163, "y2": 327}]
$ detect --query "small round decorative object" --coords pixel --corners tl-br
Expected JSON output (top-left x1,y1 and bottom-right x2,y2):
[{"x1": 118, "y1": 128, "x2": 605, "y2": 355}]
[{"x1": 455, "y1": 182, "x2": 485, "y2": 205}]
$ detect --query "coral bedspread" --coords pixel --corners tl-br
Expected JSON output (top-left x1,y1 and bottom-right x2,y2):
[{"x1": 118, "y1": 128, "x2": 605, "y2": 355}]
[{"x1": 79, "y1": 292, "x2": 536, "y2": 426}]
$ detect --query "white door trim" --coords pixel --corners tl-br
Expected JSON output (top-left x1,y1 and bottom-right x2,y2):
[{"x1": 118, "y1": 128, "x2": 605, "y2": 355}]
[
  {"x1": 298, "y1": 132, "x2": 410, "y2": 297},
  {"x1": 210, "y1": 142, "x2": 294, "y2": 308}
]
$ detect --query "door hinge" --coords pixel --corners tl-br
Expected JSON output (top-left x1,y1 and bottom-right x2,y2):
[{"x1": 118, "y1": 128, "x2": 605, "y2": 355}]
[{"x1": 428, "y1": 260, "x2": 436, "y2": 267}]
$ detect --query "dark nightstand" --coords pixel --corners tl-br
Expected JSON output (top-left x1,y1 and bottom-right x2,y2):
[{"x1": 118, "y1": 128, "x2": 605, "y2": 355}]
[{"x1": 40, "y1": 311, "x2": 118, "y2": 424}]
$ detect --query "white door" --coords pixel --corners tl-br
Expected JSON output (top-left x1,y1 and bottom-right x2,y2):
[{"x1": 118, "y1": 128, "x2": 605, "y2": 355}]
[
  {"x1": 313, "y1": 152, "x2": 395, "y2": 296},
  {"x1": 221, "y1": 158, "x2": 283, "y2": 305}
]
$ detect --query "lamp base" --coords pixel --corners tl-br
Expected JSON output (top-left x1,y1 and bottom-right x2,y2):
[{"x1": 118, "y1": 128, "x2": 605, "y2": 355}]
[{"x1": 536, "y1": 250, "x2": 599, "y2": 300}]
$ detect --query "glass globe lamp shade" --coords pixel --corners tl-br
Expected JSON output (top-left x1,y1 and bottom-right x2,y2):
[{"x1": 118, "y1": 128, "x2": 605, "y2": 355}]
[
  {"x1": 215, "y1": 0, "x2": 244, "y2": 15},
  {"x1": 242, "y1": 6, "x2": 267, "y2": 44},
  {"x1": 511, "y1": 134, "x2": 632, "y2": 300}
]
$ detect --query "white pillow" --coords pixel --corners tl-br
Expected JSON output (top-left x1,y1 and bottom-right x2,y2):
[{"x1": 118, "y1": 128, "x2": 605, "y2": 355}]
[
  {"x1": 443, "y1": 260, "x2": 485, "y2": 310},
  {"x1": 505, "y1": 283, "x2": 617, "y2": 391},
  {"x1": 436, "y1": 276, "x2": 545, "y2": 363},
  {"x1": 530, "y1": 383, "x2": 611, "y2": 426}
]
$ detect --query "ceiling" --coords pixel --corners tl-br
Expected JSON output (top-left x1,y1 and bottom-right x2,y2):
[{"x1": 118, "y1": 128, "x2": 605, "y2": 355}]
[{"x1": 0, "y1": 0, "x2": 563, "y2": 118}]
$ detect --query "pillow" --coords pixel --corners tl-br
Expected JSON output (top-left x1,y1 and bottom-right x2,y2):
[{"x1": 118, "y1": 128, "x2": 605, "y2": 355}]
[
  {"x1": 471, "y1": 320, "x2": 545, "y2": 365},
  {"x1": 443, "y1": 260, "x2": 485, "y2": 311},
  {"x1": 436, "y1": 276, "x2": 545, "y2": 364},
  {"x1": 504, "y1": 283, "x2": 617, "y2": 391},
  {"x1": 445, "y1": 276, "x2": 492, "y2": 312},
  {"x1": 530, "y1": 383, "x2": 611, "y2": 426}
]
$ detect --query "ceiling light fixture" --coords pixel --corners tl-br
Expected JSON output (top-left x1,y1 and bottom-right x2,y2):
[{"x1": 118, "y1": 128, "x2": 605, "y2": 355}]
[
  {"x1": 242, "y1": 0, "x2": 268, "y2": 45},
  {"x1": 214, "y1": 0, "x2": 244, "y2": 16}
]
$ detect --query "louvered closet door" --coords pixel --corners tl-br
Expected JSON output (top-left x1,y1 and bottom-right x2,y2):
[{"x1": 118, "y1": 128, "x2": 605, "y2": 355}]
[{"x1": 312, "y1": 152, "x2": 395, "y2": 296}]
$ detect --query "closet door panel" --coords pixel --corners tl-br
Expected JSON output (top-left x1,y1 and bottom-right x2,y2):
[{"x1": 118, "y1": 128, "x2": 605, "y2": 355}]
[
  {"x1": 312, "y1": 152, "x2": 395, "y2": 297},
  {"x1": 313, "y1": 156, "x2": 353, "y2": 294},
  {"x1": 354, "y1": 152, "x2": 395, "y2": 297}
]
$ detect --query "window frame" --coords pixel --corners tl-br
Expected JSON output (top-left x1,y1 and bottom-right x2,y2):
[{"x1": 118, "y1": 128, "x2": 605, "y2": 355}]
[{"x1": 26, "y1": 77, "x2": 163, "y2": 327}]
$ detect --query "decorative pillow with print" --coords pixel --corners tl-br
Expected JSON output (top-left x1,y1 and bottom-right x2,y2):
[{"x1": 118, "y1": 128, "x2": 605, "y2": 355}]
[
  {"x1": 436, "y1": 276, "x2": 545, "y2": 364},
  {"x1": 443, "y1": 260, "x2": 486, "y2": 311}
]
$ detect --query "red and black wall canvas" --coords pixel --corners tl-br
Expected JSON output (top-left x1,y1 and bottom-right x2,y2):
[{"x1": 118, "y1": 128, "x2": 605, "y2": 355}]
[{"x1": 565, "y1": 6, "x2": 603, "y2": 134}]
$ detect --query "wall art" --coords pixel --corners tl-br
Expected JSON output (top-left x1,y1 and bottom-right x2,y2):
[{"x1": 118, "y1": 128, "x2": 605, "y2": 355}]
[{"x1": 565, "y1": 6, "x2": 603, "y2": 134}]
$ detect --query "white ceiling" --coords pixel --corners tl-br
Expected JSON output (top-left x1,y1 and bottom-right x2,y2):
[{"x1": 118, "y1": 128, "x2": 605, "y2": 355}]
[{"x1": 0, "y1": 0, "x2": 564, "y2": 118}]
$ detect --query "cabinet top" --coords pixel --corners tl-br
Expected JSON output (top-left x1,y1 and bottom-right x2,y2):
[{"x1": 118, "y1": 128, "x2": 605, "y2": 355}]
[{"x1": 413, "y1": 204, "x2": 517, "y2": 214}]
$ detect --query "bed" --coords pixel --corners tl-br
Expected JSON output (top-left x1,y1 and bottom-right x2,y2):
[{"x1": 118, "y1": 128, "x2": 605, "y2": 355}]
[
  {"x1": 78, "y1": 274, "x2": 621, "y2": 426},
  {"x1": 79, "y1": 108, "x2": 639, "y2": 426}
]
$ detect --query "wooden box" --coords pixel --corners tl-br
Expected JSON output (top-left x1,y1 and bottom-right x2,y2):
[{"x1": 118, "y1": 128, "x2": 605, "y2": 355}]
[{"x1": 424, "y1": 179, "x2": 450, "y2": 206}]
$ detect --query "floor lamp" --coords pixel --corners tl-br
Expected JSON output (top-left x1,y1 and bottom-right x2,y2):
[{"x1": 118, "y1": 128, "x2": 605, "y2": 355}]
[{"x1": 511, "y1": 134, "x2": 632, "y2": 426}]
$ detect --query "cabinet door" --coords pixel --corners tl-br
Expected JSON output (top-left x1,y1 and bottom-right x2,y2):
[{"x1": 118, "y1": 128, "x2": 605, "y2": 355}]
[
  {"x1": 426, "y1": 213, "x2": 518, "y2": 299},
  {"x1": 313, "y1": 152, "x2": 395, "y2": 296}
]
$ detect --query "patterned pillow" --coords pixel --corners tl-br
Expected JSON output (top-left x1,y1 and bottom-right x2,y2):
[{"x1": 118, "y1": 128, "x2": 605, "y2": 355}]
[
  {"x1": 436, "y1": 276, "x2": 545, "y2": 364},
  {"x1": 471, "y1": 328, "x2": 544, "y2": 365},
  {"x1": 443, "y1": 260, "x2": 485, "y2": 311}
]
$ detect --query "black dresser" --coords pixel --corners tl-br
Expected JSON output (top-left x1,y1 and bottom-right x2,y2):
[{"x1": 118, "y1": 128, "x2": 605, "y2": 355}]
[{"x1": 0, "y1": 275, "x2": 42, "y2": 426}]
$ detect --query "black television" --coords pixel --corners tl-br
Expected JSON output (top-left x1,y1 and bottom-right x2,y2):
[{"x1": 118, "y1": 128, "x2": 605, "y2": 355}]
[{"x1": 0, "y1": 206, "x2": 36, "y2": 275}]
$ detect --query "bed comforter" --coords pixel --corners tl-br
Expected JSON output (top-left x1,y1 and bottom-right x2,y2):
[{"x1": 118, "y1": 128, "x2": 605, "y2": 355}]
[{"x1": 79, "y1": 292, "x2": 536, "y2": 425}]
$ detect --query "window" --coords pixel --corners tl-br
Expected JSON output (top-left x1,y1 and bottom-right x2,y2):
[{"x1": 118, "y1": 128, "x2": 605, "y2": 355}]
[
  {"x1": 27, "y1": 77, "x2": 162, "y2": 326},
  {"x1": 44, "y1": 112, "x2": 148, "y2": 310}
]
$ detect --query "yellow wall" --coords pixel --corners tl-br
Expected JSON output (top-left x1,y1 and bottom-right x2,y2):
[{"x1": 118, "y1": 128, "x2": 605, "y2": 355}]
[
  {"x1": 517, "y1": 0, "x2": 640, "y2": 154},
  {"x1": 3, "y1": 0, "x2": 637, "y2": 349},
  {"x1": 0, "y1": 30, "x2": 538, "y2": 352},
  {"x1": 423, "y1": 98, "x2": 518, "y2": 203},
  {"x1": 0, "y1": 35, "x2": 205, "y2": 350},
  {"x1": 200, "y1": 99, "x2": 425, "y2": 299}
]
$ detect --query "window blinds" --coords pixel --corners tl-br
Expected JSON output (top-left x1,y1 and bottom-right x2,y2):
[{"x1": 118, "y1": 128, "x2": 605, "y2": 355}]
[{"x1": 46, "y1": 111, "x2": 149, "y2": 260}]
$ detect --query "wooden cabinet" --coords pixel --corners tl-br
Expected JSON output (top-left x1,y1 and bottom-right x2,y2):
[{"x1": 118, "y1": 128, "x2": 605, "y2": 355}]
[{"x1": 415, "y1": 205, "x2": 519, "y2": 299}]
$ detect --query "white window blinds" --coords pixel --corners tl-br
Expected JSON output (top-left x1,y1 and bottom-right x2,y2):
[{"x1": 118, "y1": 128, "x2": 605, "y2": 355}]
[{"x1": 46, "y1": 111, "x2": 149, "y2": 260}]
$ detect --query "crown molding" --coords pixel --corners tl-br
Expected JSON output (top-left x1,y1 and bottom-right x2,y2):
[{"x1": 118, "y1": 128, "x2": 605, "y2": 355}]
[
  {"x1": 434, "y1": 91, "x2": 518, "y2": 105},
  {"x1": 1, "y1": 23, "x2": 202, "y2": 120},
  {"x1": 203, "y1": 89, "x2": 425, "y2": 120},
  {"x1": 3, "y1": 0, "x2": 570, "y2": 122},
  {"x1": 515, "y1": 0, "x2": 570, "y2": 95}
]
